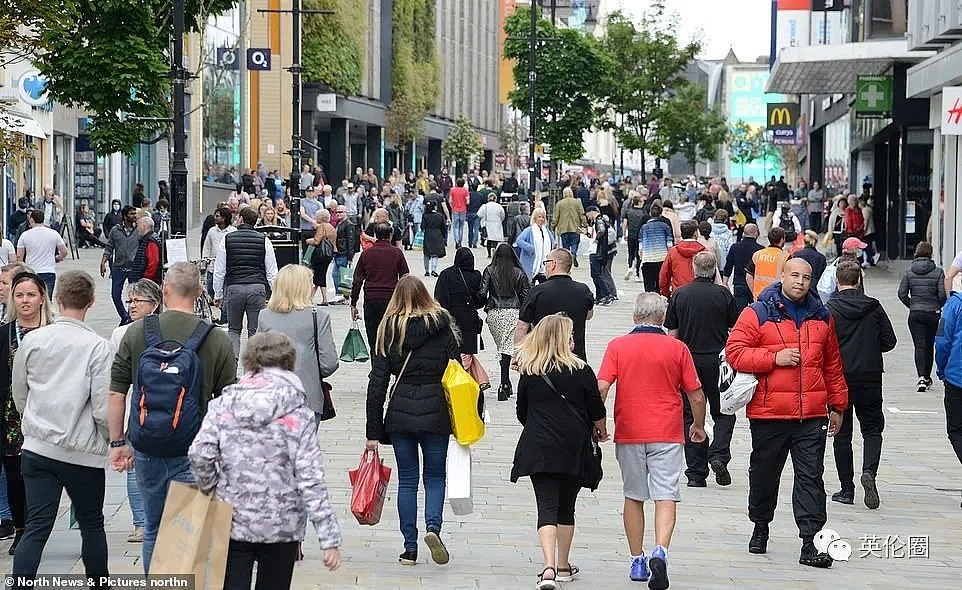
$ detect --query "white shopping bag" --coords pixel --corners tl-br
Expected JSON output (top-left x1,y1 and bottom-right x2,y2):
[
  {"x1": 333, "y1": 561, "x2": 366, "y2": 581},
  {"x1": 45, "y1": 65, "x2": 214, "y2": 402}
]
[
  {"x1": 718, "y1": 349, "x2": 757, "y2": 415},
  {"x1": 446, "y1": 438, "x2": 473, "y2": 515}
]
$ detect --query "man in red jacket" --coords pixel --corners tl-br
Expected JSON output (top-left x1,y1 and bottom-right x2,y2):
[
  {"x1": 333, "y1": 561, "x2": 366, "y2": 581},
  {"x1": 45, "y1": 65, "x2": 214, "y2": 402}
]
[
  {"x1": 658, "y1": 220, "x2": 704, "y2": 297},
  {"x1": 726, "y1": 257, "x2": 848, "y2": 569}
]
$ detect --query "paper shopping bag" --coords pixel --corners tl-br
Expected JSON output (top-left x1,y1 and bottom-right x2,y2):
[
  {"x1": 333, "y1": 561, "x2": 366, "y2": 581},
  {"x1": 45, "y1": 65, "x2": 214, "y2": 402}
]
[
  {"x1": 340, "y1": 321, "x2": 370, "y2": 362},
  {"x1": 349, "y1": 450, "x2": 392, "y2": 525},
  {"x1": 446, "y1": 438, "x2": 473, "y2": 515},
  {"x1": 151, "y1": 481, "x2": 233, "y2": 590},
  {"x1": 337, "y1": 266, "x2": 354, "y2": 297}
]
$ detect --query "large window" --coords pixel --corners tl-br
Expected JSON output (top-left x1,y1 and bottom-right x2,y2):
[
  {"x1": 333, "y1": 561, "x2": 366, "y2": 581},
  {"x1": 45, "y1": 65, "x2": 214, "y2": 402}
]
[{"x1": 851, "y1": 0, "x2": 908, "y2": 40}]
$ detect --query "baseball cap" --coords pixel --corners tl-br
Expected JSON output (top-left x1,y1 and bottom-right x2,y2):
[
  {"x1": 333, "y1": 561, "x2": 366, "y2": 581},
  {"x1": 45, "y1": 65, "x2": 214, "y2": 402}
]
[{"x1": 842, "y1": 237, "x2": 867, "y2": 251}]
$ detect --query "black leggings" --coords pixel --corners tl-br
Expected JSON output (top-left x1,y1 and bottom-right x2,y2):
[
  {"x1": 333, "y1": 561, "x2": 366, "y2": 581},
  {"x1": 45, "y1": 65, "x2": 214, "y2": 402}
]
[
  {"x1": 626, "y1": 237, "x2": 640, "y2": 274},
  {"x1": 224, "y1": 540, "x2": 299, "y2": 590},
  {"x1": 530, "y1": 473, "x2": 581, "y2": 529},
  {"x1": 500, "y1": 354, "x2": 512, "y2": 391},
  {"x1": 2, "y1": 454, "x2": 26, "y2": 529},
  {"x1": 908, "y1": 310, "x2": 940, "y2": 380}
]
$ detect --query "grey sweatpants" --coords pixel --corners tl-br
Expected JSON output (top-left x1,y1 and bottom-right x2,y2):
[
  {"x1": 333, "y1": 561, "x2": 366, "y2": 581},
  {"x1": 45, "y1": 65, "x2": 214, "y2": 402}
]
[{"x1": 226, "y1": 283, "x2": 267, "y2": 356}]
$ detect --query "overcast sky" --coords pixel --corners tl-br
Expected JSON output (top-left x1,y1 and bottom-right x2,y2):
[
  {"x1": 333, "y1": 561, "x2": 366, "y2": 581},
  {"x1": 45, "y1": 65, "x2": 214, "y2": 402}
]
[{"x1": 616, "y1": 0, "x2": 773, "y2": 62}]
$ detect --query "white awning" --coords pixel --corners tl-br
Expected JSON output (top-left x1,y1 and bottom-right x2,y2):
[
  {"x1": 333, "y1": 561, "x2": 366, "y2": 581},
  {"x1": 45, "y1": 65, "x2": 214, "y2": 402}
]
[
  {"x1": 767, "y1": 40, "x2": 935, "y2": 95},
  {"x1": 0, "y1": 112, "x2": 46, "y2": 139}
]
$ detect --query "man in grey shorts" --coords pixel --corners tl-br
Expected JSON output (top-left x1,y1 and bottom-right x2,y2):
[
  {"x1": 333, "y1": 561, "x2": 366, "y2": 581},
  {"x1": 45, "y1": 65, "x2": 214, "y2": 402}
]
[{"x1": 598, "y1": 292, "x2": 707, "y2": 590}]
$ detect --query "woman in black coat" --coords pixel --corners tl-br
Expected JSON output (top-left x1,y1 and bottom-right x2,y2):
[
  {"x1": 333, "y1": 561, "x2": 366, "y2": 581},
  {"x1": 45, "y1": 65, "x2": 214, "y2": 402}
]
[
  {"x1": 434, "y1": 248, "x2": 483, "y2": 355},
  {"x1": 420, "y1": 201, "x2": 447, "y2": 277},
  {"x1": 511, "y1": 314, "x2": 607, "y2": 589},
  {"x1": 366, "y1": 276, "x2": 460, "y2": 567}
]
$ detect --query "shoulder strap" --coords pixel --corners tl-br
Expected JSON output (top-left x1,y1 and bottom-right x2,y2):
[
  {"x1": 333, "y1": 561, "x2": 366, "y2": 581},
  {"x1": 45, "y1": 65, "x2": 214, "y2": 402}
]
[
  {"x1": 541, "y1": 374, "x2": 592, "y2": 432},
  {"x1": 388, "y1": 351, "x2": 413, "y2": 399},
  {"x1": 182, "y1": 320, "x2": 214, "y2": 352},
  {"x1": 144, "y1": 314, "x2": 162, "y2": 349},
  {"x1": 312, "y1": 307, "x2": 322, "y2": 371}
]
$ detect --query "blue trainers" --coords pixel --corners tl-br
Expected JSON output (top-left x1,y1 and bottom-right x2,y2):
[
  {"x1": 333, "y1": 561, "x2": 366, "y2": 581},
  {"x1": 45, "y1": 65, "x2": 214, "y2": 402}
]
[
  {"x1": 629, "y1": 555, "x2": 649, "y2": 581},
  {"x1": 647, "y1": 545, "x2": 669, "y2": 590}
]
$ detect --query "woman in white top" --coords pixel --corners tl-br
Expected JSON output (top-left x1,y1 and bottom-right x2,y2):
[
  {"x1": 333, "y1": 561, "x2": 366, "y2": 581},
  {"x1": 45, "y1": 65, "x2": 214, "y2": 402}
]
[
  {"x1": 109, "y1": 279, "x2": 162, "y2": 544},
  {"x1": 477, "y1": 193, "x2": 506, "y2": 259}
]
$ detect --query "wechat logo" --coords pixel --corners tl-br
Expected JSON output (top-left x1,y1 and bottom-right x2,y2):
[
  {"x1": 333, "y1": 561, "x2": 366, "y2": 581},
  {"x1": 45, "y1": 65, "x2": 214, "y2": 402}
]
[{"x1": 815, "y1": 528, "x2": 852, "y2": 561}]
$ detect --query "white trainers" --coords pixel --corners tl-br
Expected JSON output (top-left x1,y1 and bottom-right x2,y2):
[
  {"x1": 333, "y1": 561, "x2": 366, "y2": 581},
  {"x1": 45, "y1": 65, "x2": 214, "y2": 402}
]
[{"x1": 624, "y1": 269, "x2": 634, "y2": 281}]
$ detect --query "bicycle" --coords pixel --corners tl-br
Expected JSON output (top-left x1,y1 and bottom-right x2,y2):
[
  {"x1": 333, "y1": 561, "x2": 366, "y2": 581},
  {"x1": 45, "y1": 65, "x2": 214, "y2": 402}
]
[{"x1": 191, "y1": 258, "x2": 215, "y2": 321}]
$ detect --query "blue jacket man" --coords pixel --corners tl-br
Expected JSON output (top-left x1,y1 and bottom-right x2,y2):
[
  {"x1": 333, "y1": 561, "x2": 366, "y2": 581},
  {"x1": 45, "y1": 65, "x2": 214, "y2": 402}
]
[{"x1": 935, "y1": 293, "x2": 962, "y2": 494}]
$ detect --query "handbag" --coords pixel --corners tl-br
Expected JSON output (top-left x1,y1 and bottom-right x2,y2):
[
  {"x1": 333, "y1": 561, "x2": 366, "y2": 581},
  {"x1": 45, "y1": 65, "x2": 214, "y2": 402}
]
[
  {"x1": 339, "y1": 321, "x2": 370, "y2": 362},
  {"x1": 460, "y1": 353, "x2": 490, "y2": 392},
  {"x1": 542, "y1": 375, "x2": 603, "y2": 491},
  {"x1": 442, "y1": 359, "x2": 485, "y2": 446},
  {"x1": 300, "y1": 244, "x2": 316, "y2": 267},
  {"x1": 312, "y1": 308, "x2": 336, "y2": 421}
]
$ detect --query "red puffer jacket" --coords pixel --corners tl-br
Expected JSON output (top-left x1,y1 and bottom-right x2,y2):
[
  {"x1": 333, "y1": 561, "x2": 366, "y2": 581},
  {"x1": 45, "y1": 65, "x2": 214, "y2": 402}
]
[{"x1": 726, "y1": 284, "x2": 848, "y2": 420}]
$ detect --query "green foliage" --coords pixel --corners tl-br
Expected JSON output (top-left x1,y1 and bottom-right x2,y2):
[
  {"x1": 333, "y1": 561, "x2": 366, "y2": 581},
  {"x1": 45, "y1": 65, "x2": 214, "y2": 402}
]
[
  {"x1": 386, "y1": 0, "x2": 440, "y2": 147},
  {"x1": 504, "y1": 6, "x2": 614, "y2": 164},
  {"x1": 660, "y1": 83, "x2": 729, "y2": 174},
  {"x1": 303, "y1": 0, "x2": 366, "y2": 95},
  {"x1": 598, "y1": 5, "x2": 699, "y2": 174},
  {"x1": 727, "y1": 120, "x2": 764, "y2": 166},
  {"x1": 25, "y1": 0, "x2": 234, "y2": 155},
  {"x1": 442, "y1": 116, "x2": 483, "y2": 168}
]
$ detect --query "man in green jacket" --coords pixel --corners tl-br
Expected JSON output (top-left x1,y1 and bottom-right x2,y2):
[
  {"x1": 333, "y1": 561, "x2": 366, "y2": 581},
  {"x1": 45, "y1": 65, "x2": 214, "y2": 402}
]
[{"x1": 551, "y1": 187, "x2": 587, "y2": 267}]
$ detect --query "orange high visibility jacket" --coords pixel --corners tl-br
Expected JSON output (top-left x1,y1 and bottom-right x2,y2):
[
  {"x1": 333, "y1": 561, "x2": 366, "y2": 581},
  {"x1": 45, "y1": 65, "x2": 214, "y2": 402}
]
[{"x1": 750, "y1": 246, "x2": 790, "y2": 301}]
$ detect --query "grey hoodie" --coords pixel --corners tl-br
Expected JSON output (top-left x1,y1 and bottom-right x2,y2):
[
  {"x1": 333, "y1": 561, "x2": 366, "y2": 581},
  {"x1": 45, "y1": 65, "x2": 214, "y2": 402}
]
[{"x1": 188, "y1": 368, "x2": 342, "y2": 548}]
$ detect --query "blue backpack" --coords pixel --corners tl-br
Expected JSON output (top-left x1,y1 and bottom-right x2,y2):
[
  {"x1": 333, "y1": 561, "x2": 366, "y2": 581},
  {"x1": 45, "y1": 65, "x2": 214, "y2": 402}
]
[{"x1": 129, "y1": 315, "x2": 213, "y2": 457}]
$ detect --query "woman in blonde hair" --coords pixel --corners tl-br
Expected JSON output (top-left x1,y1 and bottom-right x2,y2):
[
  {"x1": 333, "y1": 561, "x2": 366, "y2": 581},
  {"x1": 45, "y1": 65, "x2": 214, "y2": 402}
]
[
  {"x1": 510, "y1": 314, "x2": 607, "y2": 590},
  {"x1": 366, "y1": 275, "x2": 459, "y2": 567},
  {"x1": 258, "y1": 265, "x2": 338, "y2": 420}
]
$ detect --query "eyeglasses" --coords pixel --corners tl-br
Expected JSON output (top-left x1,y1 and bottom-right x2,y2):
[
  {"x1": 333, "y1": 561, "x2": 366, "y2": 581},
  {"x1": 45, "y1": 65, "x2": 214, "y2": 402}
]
[
  {"x1": 125, "y1": 298, "x2": 155, "y2": 306},
  {"x1": 543, "y1": 259, "x2": 557, "y2": 266}
]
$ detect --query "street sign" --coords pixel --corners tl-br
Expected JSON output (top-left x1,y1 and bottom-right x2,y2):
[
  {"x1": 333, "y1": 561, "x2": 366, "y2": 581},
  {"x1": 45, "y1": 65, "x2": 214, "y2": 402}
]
[
  {"x1": 316, "y1": 93, "x2": 336, "y2": 112},
  {"x1": 247, "y1": 48, "x2": 271, "y2": 71},
  {"x1": 855, "y1": 75, "x2": 893, "y2": 119},
  {"x1": 942, "y1": 87, "x2": 962, "y2": 135},
  {"x1": 17, "y1": 70, "x2": 48, "y2": 106},
  {"x1": 216, "y1": 47, "x2": 239, "y2": 70},
  {"x1": 812, "y1": 0, "x2": 844, "y2": 10},
  {"x1": 766, "y1": 102, "x2": 799, "y2": 130}
]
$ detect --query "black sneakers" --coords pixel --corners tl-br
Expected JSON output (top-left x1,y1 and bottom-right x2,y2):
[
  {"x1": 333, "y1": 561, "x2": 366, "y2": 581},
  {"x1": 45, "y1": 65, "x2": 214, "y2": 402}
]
[
  {"x1": 799, "y1": 542, "x2": 833, "y2": 568},
  {"x1": 710, "y1": 460, "x2": 732, "y2": 486},
  {"x1": 0, "y1": 520, "x2": 14, "y2": 540},
  {"x1": 424, "y1": 528, "x2": 450, "y2": 565},
  {"x1": 748, "y1": 523, "x2": 769, "y2": 554},
  {"x1": 398, "y1": 550, "x2": 418, "y2": 566},
  {"x1": 831, "y1": 489, "x2": 855, "y2": 505},
  {"x1": 8, "y1": 528, "x2": 23, "y2": 556},
  {"x1": 686, "y1": 478, "x2": 707, "y2": 488},
  {"x1": 861, "y1": 472, "x2": 880, "y2": 509}
]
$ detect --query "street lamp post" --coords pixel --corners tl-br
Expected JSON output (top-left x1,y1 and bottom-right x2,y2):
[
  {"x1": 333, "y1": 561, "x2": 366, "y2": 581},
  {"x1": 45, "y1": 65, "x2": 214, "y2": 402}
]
[
  {"x1": 170, "y1": 0, "x2": 188, "y2": 238},
  {"x1": 257, "y1": 2, "x2": 334, "y2": 257}
]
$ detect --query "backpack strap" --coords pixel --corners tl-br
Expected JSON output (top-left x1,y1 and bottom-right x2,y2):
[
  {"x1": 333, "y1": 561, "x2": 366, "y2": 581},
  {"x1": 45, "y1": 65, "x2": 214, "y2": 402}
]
[
  {"x1": 144, "y1": 314, "x2": 163, "y2": 349},
  {"x1": 182, "y1": 320, "x2": 214, "y2": 353}
]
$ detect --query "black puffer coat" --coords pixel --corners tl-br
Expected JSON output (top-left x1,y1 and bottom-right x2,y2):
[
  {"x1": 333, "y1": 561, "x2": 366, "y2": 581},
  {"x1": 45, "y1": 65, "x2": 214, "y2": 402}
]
[
  {"x1": 366, "y1": 311, "x2": 459, "y2": 441},
  {"x1": 898, "y1": 257, "x2": 947, "y2": 313}
]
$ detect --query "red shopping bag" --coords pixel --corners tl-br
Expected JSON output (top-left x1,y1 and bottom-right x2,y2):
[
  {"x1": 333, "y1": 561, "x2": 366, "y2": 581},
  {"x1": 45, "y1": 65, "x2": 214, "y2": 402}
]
[{"x1": 349, "y1": 449, "x2": 392, "y2": 525}]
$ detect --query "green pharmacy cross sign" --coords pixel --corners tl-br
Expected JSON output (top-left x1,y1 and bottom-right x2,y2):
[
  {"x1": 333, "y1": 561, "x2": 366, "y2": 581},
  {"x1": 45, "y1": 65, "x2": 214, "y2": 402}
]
[{"x1": 855, "y1": 75, "x2": 893, "y2": 119}]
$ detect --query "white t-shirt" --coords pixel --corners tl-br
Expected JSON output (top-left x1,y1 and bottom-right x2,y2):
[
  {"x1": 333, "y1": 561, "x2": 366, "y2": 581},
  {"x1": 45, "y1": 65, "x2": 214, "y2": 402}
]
[
  {"x1": 17, "y1": 226, "x2": 66, "y2": 274},
  {"x1": 0, "y1": 239, "x2": 15, "y2": 265}
]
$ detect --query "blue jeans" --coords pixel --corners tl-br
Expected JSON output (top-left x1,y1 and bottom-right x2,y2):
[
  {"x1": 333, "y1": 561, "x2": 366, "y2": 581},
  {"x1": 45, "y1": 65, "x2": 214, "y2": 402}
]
[
  {"x1": 423, "y1": 254, "x2": 439, "y2": 274},
  {"x1": 0, "y1": 466, "x2": 11, "y2": 520},
  {"x1": 561, "y1": 232, "x2": 580, "y2": 259},
  {"x1": 331, "y1": 254, "x2": 349, "y2": 295},
  {"x1": 126, "y1": 469, "x2": 145, "y2": 528},
  {"x1": 391, "y1": 433, "x2": 448, "y2": 552},
  {"x1": 38, "y1": 273, "x2": 56, "y2": 299},
  {"x1": 589, "y1": 254, "x2": 611, "y2": 300},
  {"x1": 134, "y1": 451, "x2": 195, "y2": 573},
  {"x1": 451, "y1": 211, "x2": 467, "y2": 246},
  {"x1": 111, "y1": 268, "x2": 131, "y2": 324},
  {"x1": 467, "y1": 214, "x2": 480, "y2": 247}
]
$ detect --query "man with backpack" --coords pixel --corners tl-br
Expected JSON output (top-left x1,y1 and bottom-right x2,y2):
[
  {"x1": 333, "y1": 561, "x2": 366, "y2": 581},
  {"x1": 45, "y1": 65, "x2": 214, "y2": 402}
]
[
  {"x1": 108, "y1": 262, "x2": 237, "y2": 573},
  {"x1": 12, "y1": 271, "x2": 113, "y2": 584}
]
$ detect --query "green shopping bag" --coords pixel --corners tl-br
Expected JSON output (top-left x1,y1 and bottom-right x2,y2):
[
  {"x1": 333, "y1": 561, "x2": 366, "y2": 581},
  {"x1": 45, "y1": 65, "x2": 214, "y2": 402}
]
[
  {"x1": 300, "y1": 245, "x2": 316, "y2": 267},
  {"x1": 340, "y1": 321, "x2": 370, "y2": 362},
  {"x1": 338, "y1": 266, "x2": 354, "y2": 297}
]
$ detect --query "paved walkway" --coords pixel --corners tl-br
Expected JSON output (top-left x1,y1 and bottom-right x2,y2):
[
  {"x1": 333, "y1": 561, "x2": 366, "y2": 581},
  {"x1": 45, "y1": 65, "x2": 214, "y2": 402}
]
[{"x1": 2, "y1": 242, "x2": 960, "y2": 589}]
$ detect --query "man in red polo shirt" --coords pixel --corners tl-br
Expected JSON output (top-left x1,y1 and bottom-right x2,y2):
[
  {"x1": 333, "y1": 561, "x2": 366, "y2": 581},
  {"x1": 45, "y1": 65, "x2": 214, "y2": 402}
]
[
  {"x1": 598, "y1": 292, "x2": 706, "y2": 589},
  {"x1": 449, "y1": 178, "x2": 469, "y2": 248}
]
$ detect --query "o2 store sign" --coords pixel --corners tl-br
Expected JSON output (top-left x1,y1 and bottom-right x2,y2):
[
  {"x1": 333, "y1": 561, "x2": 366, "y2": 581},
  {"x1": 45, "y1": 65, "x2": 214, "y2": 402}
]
[{"x1": 18, "y1": 70, "x2": 49, "y2": 107}]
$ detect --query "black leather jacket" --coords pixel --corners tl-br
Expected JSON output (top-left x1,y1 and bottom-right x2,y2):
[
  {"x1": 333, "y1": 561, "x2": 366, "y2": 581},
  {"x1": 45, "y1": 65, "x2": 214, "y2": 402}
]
[{"x1": 478, "y1": 266, "x2": 530, "y2": 311}]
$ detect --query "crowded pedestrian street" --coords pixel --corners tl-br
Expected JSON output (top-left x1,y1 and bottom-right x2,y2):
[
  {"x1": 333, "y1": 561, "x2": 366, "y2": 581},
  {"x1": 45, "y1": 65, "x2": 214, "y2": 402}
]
[{"x1": 0, "y1": 244, "x2": 957, "y2": 589}]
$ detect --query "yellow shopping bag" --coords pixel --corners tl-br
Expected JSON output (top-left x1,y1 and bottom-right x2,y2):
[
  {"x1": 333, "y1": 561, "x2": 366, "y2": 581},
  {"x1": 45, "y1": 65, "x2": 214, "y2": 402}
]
[{"x1": 442, "y1": 360, "x2": 485, "y2": 445}]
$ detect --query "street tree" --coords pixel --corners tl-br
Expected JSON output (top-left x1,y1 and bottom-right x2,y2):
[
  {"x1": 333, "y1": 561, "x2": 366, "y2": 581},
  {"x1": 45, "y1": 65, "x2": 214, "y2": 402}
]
[
  {"x1": 660, "y1": 82, "x2": 729, "y2": 175},
  {"x1": 598, "y1": 4, "x2": 700, "y2": 177},
  {"x1": 442, "y1": 115, "x2": 483, "y2": 173},
  {"x1": 504, "y1": 5, "x2": 614, "y2": 164},
  {"x1": 727, "y1": 120, "x2": 765, "y2": 181},
  {"x1": 499, "y1": 115, "x2": 527, "y2": 171}
]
